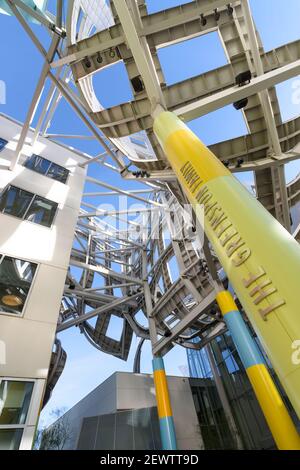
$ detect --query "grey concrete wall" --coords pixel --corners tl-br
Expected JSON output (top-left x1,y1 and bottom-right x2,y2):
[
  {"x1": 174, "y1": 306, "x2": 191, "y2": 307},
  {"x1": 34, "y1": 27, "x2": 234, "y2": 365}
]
[
  {"x1": 54, "y1": 373, "x2": 117, "y2": 450},
  {"x1": 0, "y1": 113, "x2": 86, "y2": 449},
  {"x1": 53, "y1": 372, "x2": 203, "y2": 450},
  {"x1": 116, "y1": 373, "x2": 203, "y2": 450}
]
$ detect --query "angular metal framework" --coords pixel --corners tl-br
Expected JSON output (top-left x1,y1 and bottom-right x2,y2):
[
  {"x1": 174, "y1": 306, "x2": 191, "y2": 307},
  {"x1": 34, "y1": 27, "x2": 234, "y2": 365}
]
[{"x1": 3, "y1": 0, "x2": 300, "y2": 402}]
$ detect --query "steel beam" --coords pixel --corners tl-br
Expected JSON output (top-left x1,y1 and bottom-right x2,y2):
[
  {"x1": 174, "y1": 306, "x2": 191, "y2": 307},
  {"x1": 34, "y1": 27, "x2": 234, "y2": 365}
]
[
  {"x1": 57, "y1": 295, "x2": 135, "y2": 332},
  {"x1": 113, "y1": 0, "x2": 165, "y2": 110},
  {"x1": 175, "y1": 59, "x2": 300, "y2": 122},
  {"x1": 240, "y1": 0, "x2": 291, "y2": 231},
  {"x1": 7, "y1": 0, "x2": 65, "y2": 36},
  {"x1": 47, "y1": 72, "x2": 125, "y2": 169},
  {"x1": 9, "y1": 36, "x2": 60, "y2": 169},
  {"x1": 83, "y1": 189, "x2": 156, "y2": 197},
  {"x1": 5, "y1": 0, "x2": 48, "y2": 57},
  {"x1": 51, "y1": 0, "x2": 229, "y2": 68},
  {"x1": 70, "y1": 259, "x2": 143, "y2": 285},
  {"x1": 85, "y1": 175, "x2": 164, "y2": 207},
  {"x1": 152, "y1": 291, "x2": 216, "y2": 356}
]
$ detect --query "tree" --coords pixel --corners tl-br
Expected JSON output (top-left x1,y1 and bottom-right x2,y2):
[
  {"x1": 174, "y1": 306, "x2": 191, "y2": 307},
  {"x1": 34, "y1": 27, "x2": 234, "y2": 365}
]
[{"x1": 34, "y1": 407, "x2": 72, "y2": 450}]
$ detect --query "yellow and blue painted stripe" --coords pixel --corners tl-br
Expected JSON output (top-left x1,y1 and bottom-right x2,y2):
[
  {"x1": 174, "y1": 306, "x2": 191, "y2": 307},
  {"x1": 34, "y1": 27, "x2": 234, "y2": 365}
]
[
  {"x1": 216, "y1": 290, "x2": 300, "y2": 450},
  {"x1": 153, "y1": 356, "x2": 177, "y2": 450}
]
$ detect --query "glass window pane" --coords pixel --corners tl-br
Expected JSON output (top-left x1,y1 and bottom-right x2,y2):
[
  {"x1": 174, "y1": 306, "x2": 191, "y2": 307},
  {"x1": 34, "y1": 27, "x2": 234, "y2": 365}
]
[
  {"x1": 115, "y1": 410, "x2": 134, "y2": 450},
  {"x1": 0, "y1": 380, "x2": 34, "y2": 425},
  {"x1": 0, "y1": 429, "x2": 23, "y2": 450},
  {"x1": 47, "y1": 163, "x2": 69, "y2": 184},
  {"x1": 0, "y1": 185, "x2": 33, "y2": 219},
  {"x1": 149, "y1": 406, "x2": 162, "y2": 450},
  {"x1": 0, "y1": 256, "x2": 37, "y2": 315},
  {"x1": 24, "y1": 195, "x2": 58, "y2": 228},
  {"x1": 77, "y1": 416, "x2": 98, "y2": 450},
  {"x1": 24, "y1": 154, "x2": 51, "y2": 175},
  {"x1": 0, "y1": 138, "x2": 8, "y2": 152},
  {"x1": 133, "y1": 408, "x2": 155, "y2": 450},
  {"x1": 95, "y1": 413, "x2": 115, "y2": 450},
  {"x1": 23, "y1": 155, "x2": 69, "y2": 184}
]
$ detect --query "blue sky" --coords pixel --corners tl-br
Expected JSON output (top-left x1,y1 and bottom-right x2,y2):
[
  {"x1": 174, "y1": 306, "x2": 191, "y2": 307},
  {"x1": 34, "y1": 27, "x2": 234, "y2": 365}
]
[{"x1": 0, "y1": 0, "x2": 299, "y2": 426}]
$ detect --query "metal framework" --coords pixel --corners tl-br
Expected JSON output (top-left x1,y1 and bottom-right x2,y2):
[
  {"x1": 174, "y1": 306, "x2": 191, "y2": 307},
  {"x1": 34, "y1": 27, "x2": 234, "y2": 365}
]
[{"x1": 3, "y1": 0, "x2": 300, "y2": 406}]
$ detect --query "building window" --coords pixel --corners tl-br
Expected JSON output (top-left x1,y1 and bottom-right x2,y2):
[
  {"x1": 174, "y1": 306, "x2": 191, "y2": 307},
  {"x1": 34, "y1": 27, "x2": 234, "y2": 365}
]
[
  {"x1": 0, "y1": 138, "x2": 8, "y2": 152},
  {"x1": 0, "y1": 380, "x2": 33, "y2": 425},
  {"x1": 24, "y1": 154, "x2": 69, "y2": 184},
  {"x1": 0, "y1": 380, "x2": 34, "y2": 450},
  {"x1": 0, "y1": 429, "x2": 23, "y2": 450},
  {"x1": 25, "y1": 195, "x2": 58, "y2": 227},
  {"x1": 0, "y1": 185, "x2": 58, "y2": 228},
  {"x1": 0, "y1": 255, "x2": 37, "y2": 315},
  {"x1": 24, "y1": 154, "x2": 50, "y2": 175},
  {"x1": 0, "y1": 186, "x2": 33, "y2": 219}
]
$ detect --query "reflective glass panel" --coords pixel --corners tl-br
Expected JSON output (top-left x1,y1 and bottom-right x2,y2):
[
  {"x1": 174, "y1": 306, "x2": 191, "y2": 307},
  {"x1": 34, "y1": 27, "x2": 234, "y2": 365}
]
[
  {"x1": 24, "y1": 195, "x2": 58, "y2": 227},
  {"x1": 24, "y1": 154, "x2": 51, "y2": 175},
  {"x1": 0, "y1": 138, "x2": 8, "y2": 152},
  {"x1": 47, "y1": 163, "x2": 69, "y2": 184},
  {"x1": 24, "y1": 155, "x2": 69, "y2": 184},
  {"x1": 0, "y1": 429, "x2": 23, "y2": 450},
  {"x1": 0, "y1": 185, "x2": 33, "y2": 219},
  {"x1": 0, "y1": 256, "x2": 37, "y2": 314},
  {"x1": 0, "y1": 380, "x2": 34, "y2": 425}
]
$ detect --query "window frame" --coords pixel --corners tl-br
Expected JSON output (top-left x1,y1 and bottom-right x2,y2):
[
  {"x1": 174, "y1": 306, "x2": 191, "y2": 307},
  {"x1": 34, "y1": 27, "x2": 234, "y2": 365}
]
[
  {"x1": 0, "y1": 185, "x2": 34, "y2": 220},
  {"x1": 0, "y1": 184, "x2": 59, "y2": 229},
  {"x1": 0, "y1": 137, "x2": 8, "y2": 152},
  {"x1": 0, "y1": 378, "x2": 36, "y2": 450},
  {"x1": 0, "y1": 253, "x2": 39, "y2": 318},
  {"x1": 23, "y1": 154, "x2": 70, "y2": 185},
  {"x1": 23, "y1": 194, "x2": 59, "y2": 228}
]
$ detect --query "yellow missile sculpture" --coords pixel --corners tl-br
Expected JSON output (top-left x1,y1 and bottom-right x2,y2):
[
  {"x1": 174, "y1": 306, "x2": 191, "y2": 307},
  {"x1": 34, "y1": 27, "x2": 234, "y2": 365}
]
[{"x1": 153, "y1": 111, "x2": 300, "y2": 419}]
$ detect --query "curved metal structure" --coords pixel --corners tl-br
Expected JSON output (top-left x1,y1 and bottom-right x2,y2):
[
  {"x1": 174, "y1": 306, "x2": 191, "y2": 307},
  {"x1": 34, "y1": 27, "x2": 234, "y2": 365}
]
[
  {"x1": 2, "y1": 0, "x2": 300, "y2": 448},
  {"x1": 51, "y1": 0, "x2": 300, "y2": 378}
]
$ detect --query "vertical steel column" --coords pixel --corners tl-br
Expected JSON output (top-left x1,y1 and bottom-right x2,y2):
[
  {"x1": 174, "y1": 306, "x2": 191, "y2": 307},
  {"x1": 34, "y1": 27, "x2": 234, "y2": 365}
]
[
  {"x1": 142, "y1": 251, "x2": 177, "y2": 450},
  {"x1": 152, "y1": 356, "x2": 177, "y2": 450},
  {"x1": 216, "y1": 290, "x2": 300, "y2": 450},
  {"x1": 240, "y1": 0, "x2": 291, "y2": 232}
]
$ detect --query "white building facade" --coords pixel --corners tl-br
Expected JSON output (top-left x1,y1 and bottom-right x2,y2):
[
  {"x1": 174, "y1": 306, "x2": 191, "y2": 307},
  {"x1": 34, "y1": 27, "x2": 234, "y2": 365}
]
[{"x1": 0, "y1": 114, "x2": 86, "y2": 450}]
